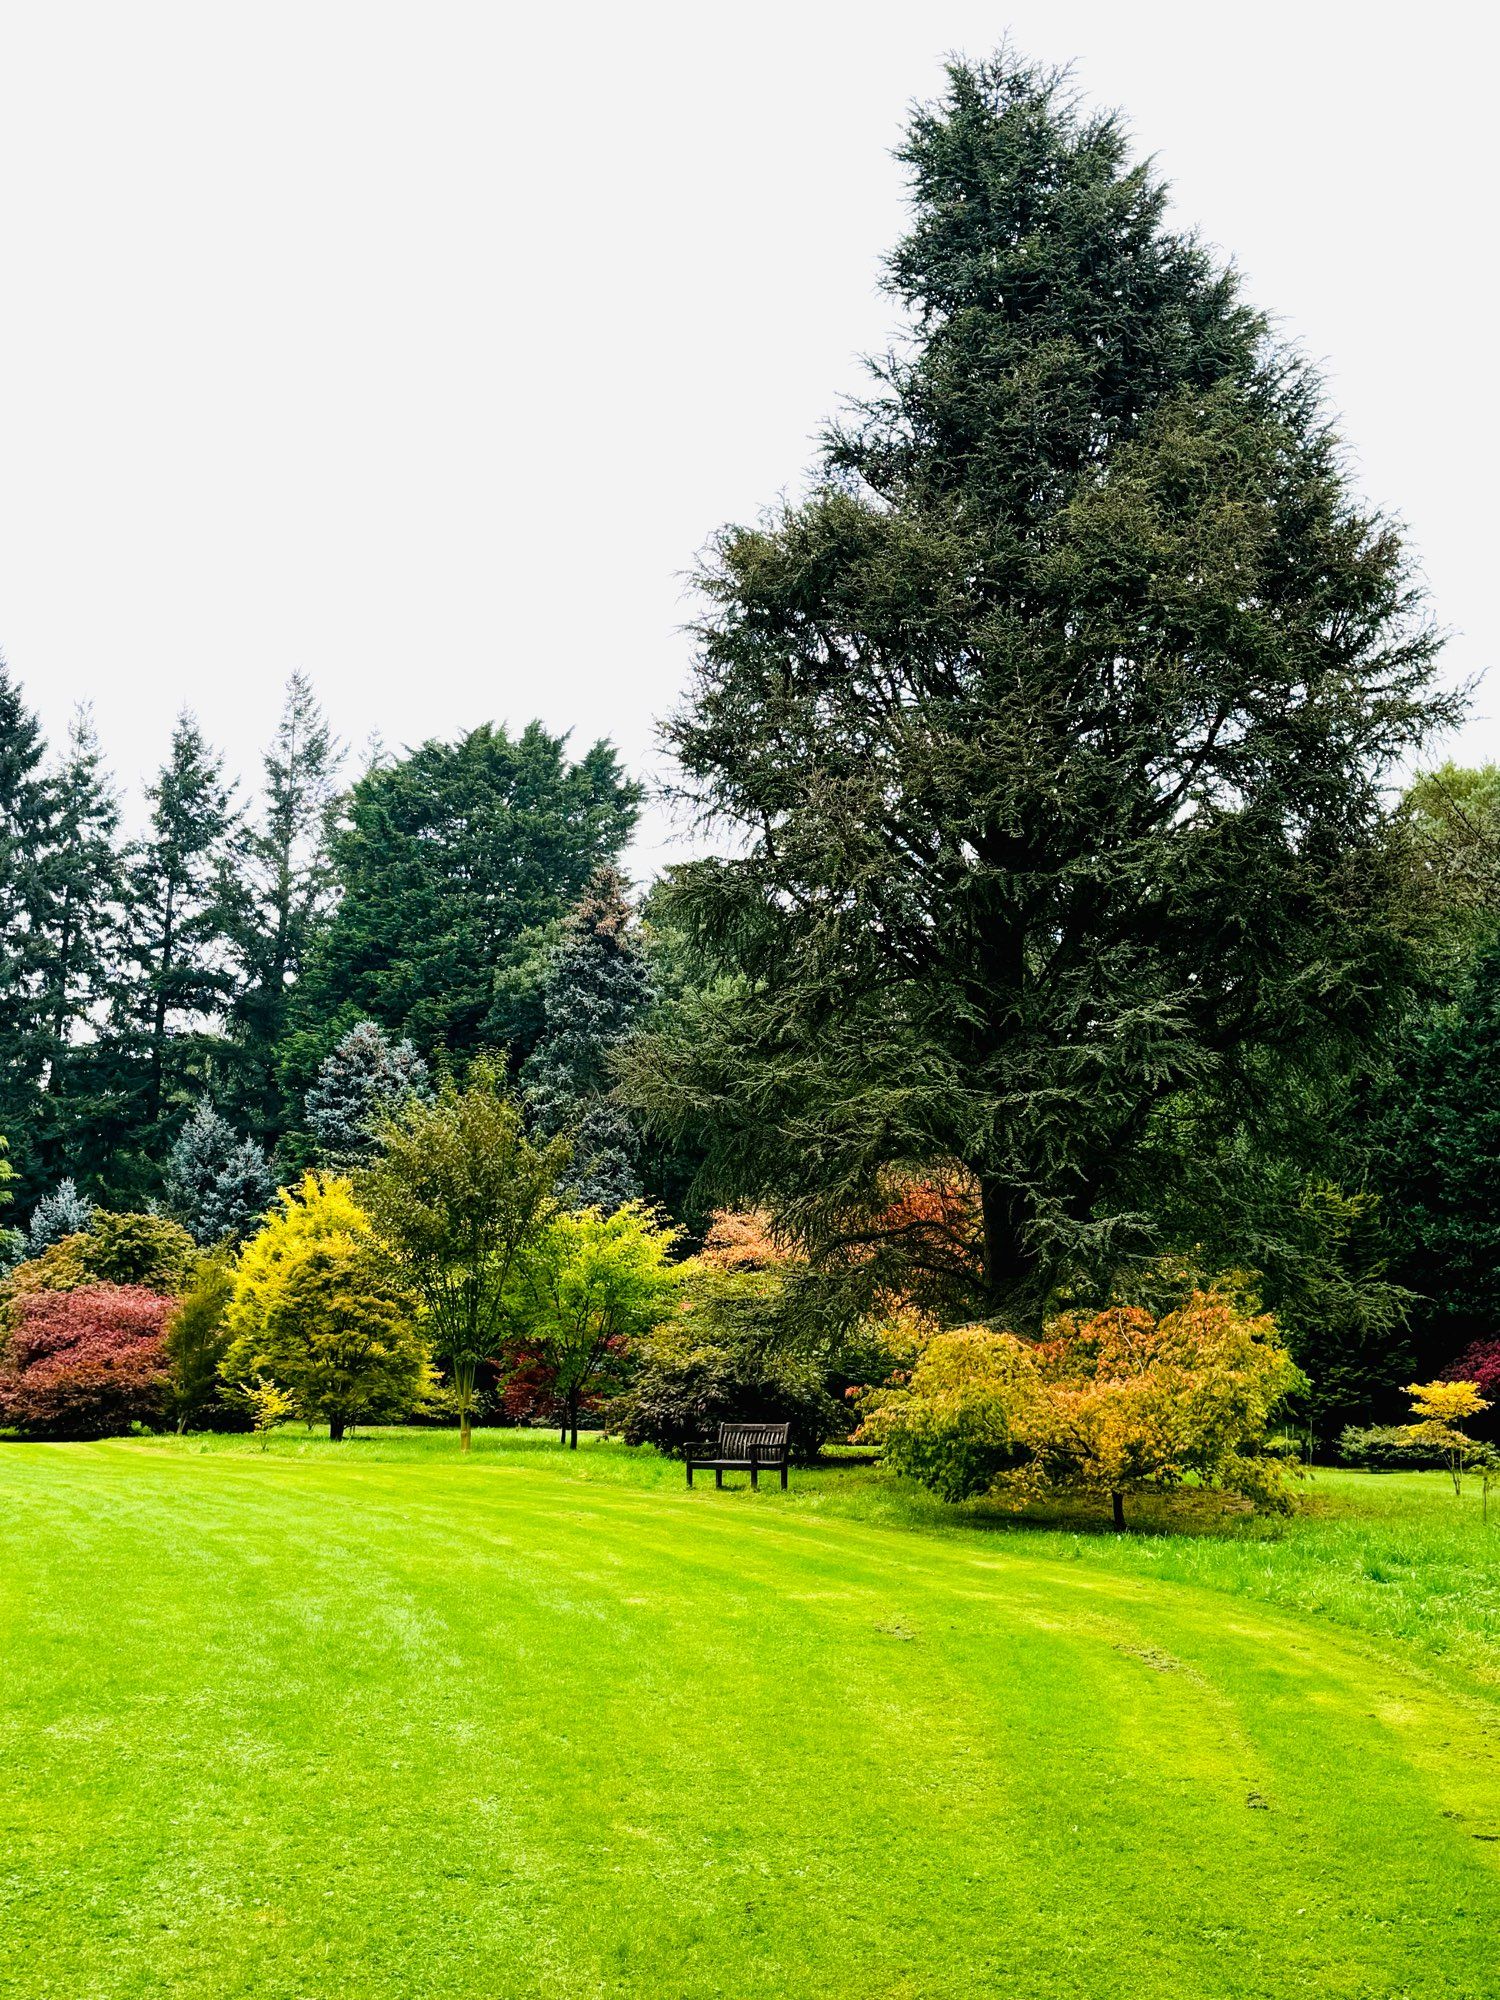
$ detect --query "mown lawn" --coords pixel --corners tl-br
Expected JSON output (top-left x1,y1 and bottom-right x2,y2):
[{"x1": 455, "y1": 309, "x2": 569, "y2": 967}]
[{"x1": 2, "y1": 1432, "x2": 1498, "y2": 1998}]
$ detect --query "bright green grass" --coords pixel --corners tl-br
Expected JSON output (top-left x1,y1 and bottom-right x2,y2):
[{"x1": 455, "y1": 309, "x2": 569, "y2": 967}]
[{"x1": 2, "y1": 1432, "x2": 1498, "y2": 1998}]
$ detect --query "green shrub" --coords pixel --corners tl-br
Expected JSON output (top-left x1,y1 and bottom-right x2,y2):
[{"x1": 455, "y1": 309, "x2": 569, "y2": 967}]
[
  {"x1": 1336, "y1": 1424, "x2": 1454, "y2": 1471},
  {"x1": 616, "y1": 1322, "x2": 841, "y2": 1463},
  {"x1": 163, "y1": 1258, "x2": 239, "y2": 1432},
  {"x1": 8, "y1": 1211, "x2": 200, "y2": 1301},
  {"x1": 613, "y1": 1265, "x2": 849, "y2": 1463}
]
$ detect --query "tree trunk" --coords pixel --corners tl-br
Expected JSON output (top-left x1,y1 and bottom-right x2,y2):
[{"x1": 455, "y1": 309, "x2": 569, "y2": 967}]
[
  {"x1": 979, "y1": 1178, "x2": 1037, "y2": 1318},
  {"x1": 455, "y1": 1354, "x2": 475, "y2": 1454},
  {"x1": 568, "y1": 1392, "x2": 579, "y2": 1451},
  {"x1": 1112, "y1": 1491, "x2": 1126, "y2": 1532},
  {"x1": 330, "y1": 1416, "x2": 346, "y2": 1442}
]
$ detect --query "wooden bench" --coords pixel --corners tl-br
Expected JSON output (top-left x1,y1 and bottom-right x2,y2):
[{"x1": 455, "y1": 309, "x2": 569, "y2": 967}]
[{"x1": 685, "y1": 1422, "x2": 791, "y2": 1490}]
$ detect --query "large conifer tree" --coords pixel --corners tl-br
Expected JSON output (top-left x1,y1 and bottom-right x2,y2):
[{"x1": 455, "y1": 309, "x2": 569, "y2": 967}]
[
  {"x1": 108, "y1": 712, "x2": 241, "y2": 1180},
  {"x1": 301, "y1": 722, "x2": 639, "y2": 1060},
  {"x1": 627, "y1": 55, "x2": 1455, "y2": 1318},
  {"x1": 0, "y1": 662, "x2": 56, "y2": 1195},
  {"x1": 229, "y1": 672, "x2": 342, "y2": 1145}
]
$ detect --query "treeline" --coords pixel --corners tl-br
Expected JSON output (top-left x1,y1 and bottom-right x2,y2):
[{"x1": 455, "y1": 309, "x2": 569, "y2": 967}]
[
  {"x1": 5, "y1": 52, "x2": 1500, "y2": 1459},
  {"x1": 0, "y1": 667, "x2": 648, "y2": 1219}
]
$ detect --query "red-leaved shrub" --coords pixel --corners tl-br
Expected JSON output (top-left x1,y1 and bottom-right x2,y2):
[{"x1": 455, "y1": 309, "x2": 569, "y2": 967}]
[
  {"x1": 1443, "y1": 1339, "x2": 1500, "y2": 1437},
  {"x1": 0, "y1": 1284, "x2": 176, "y2": 1438},
  {"x1": 1443, "y1": 1339, "x2": 1500, "y2": 1397}
]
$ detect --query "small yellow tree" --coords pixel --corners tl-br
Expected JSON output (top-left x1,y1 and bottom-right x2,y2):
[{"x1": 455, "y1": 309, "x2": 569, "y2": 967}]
[
  {"x1": 1402, "y1": 1379, "x2": 1491, "y2": 1495},
  {"x1": 222, "y1": 1176, "x2": 432, "y2": 1439},
  {"x1": 245, "y1": 1376, "x2": 294, "y2": 1448}
]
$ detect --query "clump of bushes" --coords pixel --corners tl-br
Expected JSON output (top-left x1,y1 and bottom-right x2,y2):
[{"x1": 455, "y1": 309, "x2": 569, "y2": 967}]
[
  {"x1": 10, "y1": 1210, "x2": 198, "y2": 1298},
  {"x1": 0, "y1": 1210, "x2": 199, "y2": 1438},
  {"x1": 0, "y1": 1284, "x2": 176, "y2": 1437},
  {"x1": 1336, "y1": 1424, "x2": 1454, "y2": 1471},
  {"x1": 612, "y1": 1212, "x2": 893, "y2": 1463},
  {"x1": 618, "y1": 1314, "x2": 842, "y2": 1464},
  {"x1": 163, "y1": 1258, "x2": 239, "y2": 1433},
  {"x1": 861, "y1": 1289, "x2": 1304, "y2": 1527}
]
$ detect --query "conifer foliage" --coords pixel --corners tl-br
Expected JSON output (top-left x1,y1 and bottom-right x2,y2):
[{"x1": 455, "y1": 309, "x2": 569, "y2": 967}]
[
  {"x1": 0, "y1": 662, "x2": 55, "y2": 1192},
  {"x1": 304, "y1": 1022, "x2": 431, "y2": 1169},
  {"x1": 26, "y1": 1178, "x2": 94, "y2": 1256},
  {"x1": 523, "y1": 867, "x2": 651, "y2": 1211},
  {"x1": 629, "y1": 54, "x2": 1454, "y2": 1320},
  {"x1": 164, "y1": 1102, "x2": 274, "y2": 1246}
]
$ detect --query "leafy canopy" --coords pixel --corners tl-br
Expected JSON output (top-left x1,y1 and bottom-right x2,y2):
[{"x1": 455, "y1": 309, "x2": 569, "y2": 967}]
[
  {"x1": 8, "y1": 1210, "x2": 199, "y2": 1300},
  {"x1": 224, "y1": 1172, "x2": 370, "y2": 1349},
  {"x1": 509, "y1": 1203, "x2": 677, "y2": 1443},
  {"x1": 358, "y1": 1058, "x2": 569, "y2": 1448},
  {"x1": 222, "y1": 1241, "x2": 430, "y2": 1440}
]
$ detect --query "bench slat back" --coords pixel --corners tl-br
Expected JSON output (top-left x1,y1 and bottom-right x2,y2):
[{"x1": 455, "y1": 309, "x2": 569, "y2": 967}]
[{"x1": 718, "y1": 1422, "x2": 790, "y2": 1460}]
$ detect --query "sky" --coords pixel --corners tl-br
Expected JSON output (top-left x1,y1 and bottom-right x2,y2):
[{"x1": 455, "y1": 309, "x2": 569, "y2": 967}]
[{"x1": 1, "y1": 2, "x2": 1494, "y2": 877}]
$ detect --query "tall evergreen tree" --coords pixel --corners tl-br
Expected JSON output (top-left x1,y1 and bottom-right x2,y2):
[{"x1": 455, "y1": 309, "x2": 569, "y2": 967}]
[
  {"x1": 33, "y1": 708, "x2": 125, "y2": 1185},
  {"x1": 108, "y1": 712, "x2": 242, "y2": 1182},
  {"x1": 1369, "y1": 932, "x2": 1500, "y2": 1373},
  {"x1": 522, "y1": 866, "x2": 651, "y2": 1211},
  {"x1": 0, "y1": 661, "x2": 55, "y2": 1194},
  {"x1": 626, "y1": 54, "x2": 1454, "y2": 1320},
  {"x1": 229, "y1": 673, "x2": 342, "y2": 1146},
  {"x1": 299, "y1": 722, "x2": 640, "y2": 1063}
]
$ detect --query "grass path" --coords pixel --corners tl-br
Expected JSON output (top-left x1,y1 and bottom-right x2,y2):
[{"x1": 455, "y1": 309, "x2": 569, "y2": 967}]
[{"x1": 2, "y1": 1434, "x2": 1498, "y2": 1997}]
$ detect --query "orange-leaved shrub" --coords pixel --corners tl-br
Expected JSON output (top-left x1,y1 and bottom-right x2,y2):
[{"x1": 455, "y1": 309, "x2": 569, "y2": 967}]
[
  {"x1": 859, "y1": 1290, "x2": 1303, "y2": 1527},
  {"x1": 0, "y1": 1284, "x2": 176, "y2": 1438}
]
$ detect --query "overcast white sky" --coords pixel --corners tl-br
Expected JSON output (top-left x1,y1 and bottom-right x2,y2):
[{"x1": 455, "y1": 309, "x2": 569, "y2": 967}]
[{"x1": 1, "y1": 3, "x2": 1494, "y2": 875}]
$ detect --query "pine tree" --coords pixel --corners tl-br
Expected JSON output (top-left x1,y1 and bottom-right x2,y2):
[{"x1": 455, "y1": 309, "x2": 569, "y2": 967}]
[
  {"x1": 626, "y1": 54, "x2": 1454, "y2": 1320},
  {"x1": 0, "y1": 1137, "x2": 21, "y2": 1272},
  {"x1": 27, "y1": 1177, "x2": 94, "y2": 1255},
  {"x1": 522, "y1": 867, "x2": 651, "y2": 1211},
  {"x1": 110, "y1": 713, "x2": 242, "y2": 1178},
  {"x1": 304, "y1": 1021, "x2": 431, "y2": 1169},
  {"x1": 229, "y1": 673, "x2": 342, "y2": 1147},
  {"x1": 164, "y1": 1102, "x2": 273, "y2": 1246},
  {"x1": 0, "y1": 661, "x2": 56, "y2": 1195}
]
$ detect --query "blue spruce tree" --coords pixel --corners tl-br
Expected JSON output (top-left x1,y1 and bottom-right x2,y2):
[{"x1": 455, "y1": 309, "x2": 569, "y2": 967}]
[
  {"x1": 27, "y1": 1176, "x2": 94, "y2": 1255},
  {"x1": 522, "y1": 867, "x2": 651, "y2": 1212},
  {"x1": 165, "y1": 1102, "x2": 273, "y2": 1245},
  {"x1": 304, "y1": 1021, "x2": 430, "y2": 1169}
]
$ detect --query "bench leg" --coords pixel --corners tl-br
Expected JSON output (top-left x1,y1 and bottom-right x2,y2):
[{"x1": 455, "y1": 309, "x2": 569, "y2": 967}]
[
  {"x1": 750, "y1": 1462, "x2": 759, "y2": 1489},
  {"x1": 780, "y1": 1464, "x2": 788, "y2": 1490},
  {"x1": 686, "y1": 1463, "x2": 693, "y2": 1487},
  {"x1": 715, "y1": 1468, "x2": 723, "y2": 1489}
]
